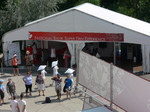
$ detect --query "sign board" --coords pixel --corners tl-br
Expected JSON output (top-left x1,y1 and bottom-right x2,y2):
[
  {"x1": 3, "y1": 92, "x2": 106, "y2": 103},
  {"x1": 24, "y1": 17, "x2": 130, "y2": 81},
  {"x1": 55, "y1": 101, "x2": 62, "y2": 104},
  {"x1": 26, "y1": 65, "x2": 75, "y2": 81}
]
[
  {"x1": 29, "y1": 32, "x2": 124, "y2": 42},
  {"x1": 7, "y1": 42, "x2": 21, "y2": 65}
]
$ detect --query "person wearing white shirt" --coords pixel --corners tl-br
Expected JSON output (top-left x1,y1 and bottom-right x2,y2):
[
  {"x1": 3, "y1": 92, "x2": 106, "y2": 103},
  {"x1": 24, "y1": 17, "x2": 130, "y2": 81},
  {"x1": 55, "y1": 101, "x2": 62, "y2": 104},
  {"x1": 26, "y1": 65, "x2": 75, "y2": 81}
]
[
  {"x1": 17, "y1": 93, "x2": 26, "y2": 112},
  {"x1": 50, "y1": 65, "x2": 59, "y2": 86},
  {"x1": 69, "y1": 73, "x2": 74, "y2": 89},
  {"x1": 41, "y1": 69, "x2": 47, "y2": 79},
  {"x1": 10, "y1": 96, "x2": 18, "y2": 112},
  {"x1": 50, "y1": 61, "x2": 59, "y2": 86},
  {"x1": 53, "y1": 66, "x2": 59, "y2": 77}
]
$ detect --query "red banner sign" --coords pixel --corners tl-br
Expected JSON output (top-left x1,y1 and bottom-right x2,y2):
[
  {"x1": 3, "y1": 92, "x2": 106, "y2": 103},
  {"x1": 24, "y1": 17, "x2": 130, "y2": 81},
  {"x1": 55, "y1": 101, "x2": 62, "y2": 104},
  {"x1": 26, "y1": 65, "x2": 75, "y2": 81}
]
[{"x1": 29, "y1": 32, "x2": 124, "y2": 42}]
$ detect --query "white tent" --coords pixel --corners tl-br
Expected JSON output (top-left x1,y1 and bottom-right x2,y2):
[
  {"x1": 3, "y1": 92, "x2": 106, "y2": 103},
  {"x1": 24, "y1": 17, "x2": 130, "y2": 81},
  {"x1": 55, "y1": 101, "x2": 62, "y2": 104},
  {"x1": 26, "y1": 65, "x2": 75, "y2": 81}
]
[{"x1": 2, "y1": 3, "x2": 150, "y2": 71}]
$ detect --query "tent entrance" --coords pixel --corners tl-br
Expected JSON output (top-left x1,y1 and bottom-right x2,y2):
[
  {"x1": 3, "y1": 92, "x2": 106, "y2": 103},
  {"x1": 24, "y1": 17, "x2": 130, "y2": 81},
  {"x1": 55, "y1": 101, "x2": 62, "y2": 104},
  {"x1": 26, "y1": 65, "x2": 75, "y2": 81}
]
[{"x1": 24, "y1": 40, "x2": 69, "y2": 68}]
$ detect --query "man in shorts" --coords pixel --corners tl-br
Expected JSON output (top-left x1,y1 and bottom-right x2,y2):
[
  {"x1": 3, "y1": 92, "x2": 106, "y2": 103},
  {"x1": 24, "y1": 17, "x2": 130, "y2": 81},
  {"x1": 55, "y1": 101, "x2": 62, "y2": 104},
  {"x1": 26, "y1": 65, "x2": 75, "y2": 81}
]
[{"x1": 51, "y1": 73, "x2": 62, "y2": 101}]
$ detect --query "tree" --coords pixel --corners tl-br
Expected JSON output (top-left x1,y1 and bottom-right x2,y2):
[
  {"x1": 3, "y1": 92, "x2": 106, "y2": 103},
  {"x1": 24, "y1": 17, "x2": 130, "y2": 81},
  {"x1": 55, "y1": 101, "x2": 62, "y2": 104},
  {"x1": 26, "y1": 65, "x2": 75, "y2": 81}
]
[
  {"x1": 100, "y1": 0, "x2": 150, "y2": 23},
  {"x1": 0, "y1": 0, "x2": 63, "y2": 39},
  {"x1": 0, "y1": 0, "x2": 7, "y2": 9},
  {"x1": 58, "y1": 0, "x2": 101, "y2": 11}
]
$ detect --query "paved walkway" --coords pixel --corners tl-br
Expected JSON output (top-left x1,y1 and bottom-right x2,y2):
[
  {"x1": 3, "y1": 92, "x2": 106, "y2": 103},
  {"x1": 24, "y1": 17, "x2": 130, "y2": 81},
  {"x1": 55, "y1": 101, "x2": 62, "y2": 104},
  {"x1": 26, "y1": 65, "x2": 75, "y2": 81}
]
[
  {"x1": 1, "y1": 66, "x2": 150, "y2": 112},
  {"x1": 0, "y1": 67, "x2": 83, "y2": 112}
]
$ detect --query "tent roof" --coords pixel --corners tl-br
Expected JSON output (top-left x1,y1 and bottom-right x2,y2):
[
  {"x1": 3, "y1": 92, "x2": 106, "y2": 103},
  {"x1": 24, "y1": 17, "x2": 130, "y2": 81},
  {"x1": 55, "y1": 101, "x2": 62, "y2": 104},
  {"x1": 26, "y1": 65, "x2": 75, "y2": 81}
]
[{"x1": 2, "y1": 3, "x2": 150, "y2": 44}]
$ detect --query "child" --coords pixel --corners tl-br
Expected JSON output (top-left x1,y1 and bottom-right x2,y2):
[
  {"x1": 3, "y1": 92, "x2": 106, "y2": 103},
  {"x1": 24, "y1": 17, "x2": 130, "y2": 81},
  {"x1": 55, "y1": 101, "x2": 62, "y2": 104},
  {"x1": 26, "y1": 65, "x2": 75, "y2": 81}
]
[{"x1": 0, "y1": 79, "x2": 5, "y2": 106}]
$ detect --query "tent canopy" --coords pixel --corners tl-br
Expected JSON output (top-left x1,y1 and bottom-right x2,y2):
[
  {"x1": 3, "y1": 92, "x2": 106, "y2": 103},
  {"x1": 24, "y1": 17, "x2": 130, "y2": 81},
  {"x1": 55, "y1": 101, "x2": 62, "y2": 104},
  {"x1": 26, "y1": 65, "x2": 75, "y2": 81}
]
[{"x1": 2, "y1": 3, "x2": 150, "y2": 44}]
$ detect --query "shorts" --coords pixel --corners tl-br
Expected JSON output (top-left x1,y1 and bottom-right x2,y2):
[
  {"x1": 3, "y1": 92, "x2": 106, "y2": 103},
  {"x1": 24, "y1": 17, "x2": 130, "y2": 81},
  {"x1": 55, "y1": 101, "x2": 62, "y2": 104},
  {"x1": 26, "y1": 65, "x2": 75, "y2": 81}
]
[
  {"x1": 65, "y1": 86, "x2": 71, "y2": 92},
  {"x1": 37, "y1": 84, "x2": 45, "y2": 90},
  {"x1": 55, "y1": 87, "x2": 61, "y2": 94},
  {"x1": 0, "y1": 90, "x2": 4, "y2": 99},
  {"x1": 13, "y1": 65, "x2": 18, "y2": 68},
  {"x1": 9, "y1": 91, "x2": 15, "y2": 96}
]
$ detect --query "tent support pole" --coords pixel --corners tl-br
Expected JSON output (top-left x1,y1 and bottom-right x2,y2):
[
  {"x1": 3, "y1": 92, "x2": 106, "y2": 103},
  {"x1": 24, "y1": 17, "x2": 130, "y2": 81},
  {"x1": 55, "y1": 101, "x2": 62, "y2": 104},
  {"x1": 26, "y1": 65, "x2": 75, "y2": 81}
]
[{"x1": 114, "y1": 42, "x2": 116, "y2": 65}]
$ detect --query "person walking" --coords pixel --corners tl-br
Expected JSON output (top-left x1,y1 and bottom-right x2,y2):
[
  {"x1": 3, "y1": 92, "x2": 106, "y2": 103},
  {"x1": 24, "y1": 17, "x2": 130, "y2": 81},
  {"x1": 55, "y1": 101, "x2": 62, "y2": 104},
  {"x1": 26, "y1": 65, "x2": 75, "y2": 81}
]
[
  {"x1": 22, "y1": 72, "x2": 32, "y2": 96},
  {"x1": 51, "y1": 73, "x2": 62, "y2": 101},
  {"x1": 35, "y1": 72, "x2": 45, "y2": 96},
  {"x1": 11, "y1": 54, "x2": 21, "y2": 76},
  {"x1": 10, "y1": 96, "x2": 18, "y2": 112},
  {"x1": 6, "y1": 79, "x2": 16, "y2": 99},
  {"x1": 0, "y1": 79, "x2": 5, "y2": 106},
  {"x1": 17, "y1": 93, "x2": 27, "y2": 112},
  {"x1": 50, "y1": 61, "x2": 59, "y2": 86},
  {"x1": 64, "y1": 75, "x2": 72, "y2": 100},
  {"x1": 65, "y1": 68, "x2": 75, "y2": 89},
  {"x1": 25, "y1": 51, "x2": 32, "y2": 72}
]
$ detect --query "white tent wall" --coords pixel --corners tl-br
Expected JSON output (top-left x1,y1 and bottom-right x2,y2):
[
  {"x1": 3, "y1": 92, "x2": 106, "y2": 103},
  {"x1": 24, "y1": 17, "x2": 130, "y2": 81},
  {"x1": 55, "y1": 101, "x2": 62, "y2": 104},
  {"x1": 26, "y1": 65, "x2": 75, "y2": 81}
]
[
  {"x1": 3, "y1": 42, "x2": 12, "y2": 66},
  {"x1": 142, "y1": 45, "x2": 150, "y2": 73}
]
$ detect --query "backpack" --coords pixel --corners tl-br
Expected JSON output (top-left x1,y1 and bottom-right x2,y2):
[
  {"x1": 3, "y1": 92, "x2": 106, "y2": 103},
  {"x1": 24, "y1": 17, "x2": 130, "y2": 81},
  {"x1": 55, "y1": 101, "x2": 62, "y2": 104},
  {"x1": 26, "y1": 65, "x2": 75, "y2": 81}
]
[{"x1": 45, "y1": 97, "x2": 51, "y2": 103}]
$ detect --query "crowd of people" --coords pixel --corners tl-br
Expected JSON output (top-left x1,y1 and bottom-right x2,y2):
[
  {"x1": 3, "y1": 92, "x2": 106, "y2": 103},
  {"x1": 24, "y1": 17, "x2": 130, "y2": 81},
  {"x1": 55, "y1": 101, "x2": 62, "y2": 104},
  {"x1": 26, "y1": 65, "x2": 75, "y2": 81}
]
[{"x1": 0, "y1": 56, "x2": 75, "y2": 112}]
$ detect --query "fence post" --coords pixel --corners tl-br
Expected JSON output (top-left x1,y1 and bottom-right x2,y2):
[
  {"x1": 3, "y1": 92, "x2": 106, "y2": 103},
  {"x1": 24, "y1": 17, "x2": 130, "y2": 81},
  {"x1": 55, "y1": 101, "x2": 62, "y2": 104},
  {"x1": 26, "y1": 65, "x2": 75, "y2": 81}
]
[
  {"x1": 1, "y1": 61, "x2": 4, "y2": 75},
  {"x1": 110, "y1": 63, "x2": 113, "y2": 107}
]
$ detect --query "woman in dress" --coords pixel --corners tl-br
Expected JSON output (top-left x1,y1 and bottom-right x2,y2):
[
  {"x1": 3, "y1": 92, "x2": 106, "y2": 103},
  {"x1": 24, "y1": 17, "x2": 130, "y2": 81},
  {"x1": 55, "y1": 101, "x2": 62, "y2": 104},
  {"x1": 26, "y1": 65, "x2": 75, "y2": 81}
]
[
  {"x1": 25, "y1": 51, "x2": 32, "y2": 72},
  {"x1": 50, "y1": 46, "x2": 56, "y2": 61},
  {"x1": 22, "y1": 72, "x2": 32, "y2": 96},
  {"x1": 6, "y1": 79, "x2": 16, "y2": 99},
  {"x1": 51, "y1": 73, "x2": 62, "y2": 100},
  {"x1": 35, "y1": 72, "x2": 45, "y2": 96}
]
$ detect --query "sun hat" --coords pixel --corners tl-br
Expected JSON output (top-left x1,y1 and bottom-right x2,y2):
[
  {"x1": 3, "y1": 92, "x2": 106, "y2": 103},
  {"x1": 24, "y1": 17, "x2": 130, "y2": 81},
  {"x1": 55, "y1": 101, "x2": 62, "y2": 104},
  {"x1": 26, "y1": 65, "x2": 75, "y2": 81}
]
[
  {"x1": 26, "y1": 51, "x2": 30, "y2": 54},
  {"x1": 37, "y1": 65, "x2": 47, "y2": 71},
  {"x1": 0, "y1": 79, "x2": 4, "y2": 82},
  {"x1": 13, "y1": 54, "x2": 17, "y2": 57},
  {"x1": 51, "y1": 60, "x2": 58, "y2": 68},
  {"x1": 65, "y1": 68, "x2": 75, "y2": 74}
]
